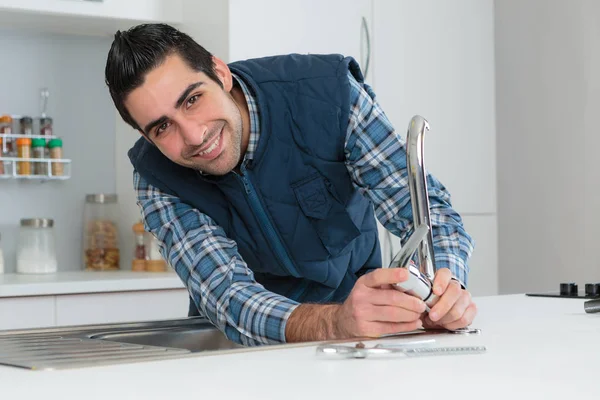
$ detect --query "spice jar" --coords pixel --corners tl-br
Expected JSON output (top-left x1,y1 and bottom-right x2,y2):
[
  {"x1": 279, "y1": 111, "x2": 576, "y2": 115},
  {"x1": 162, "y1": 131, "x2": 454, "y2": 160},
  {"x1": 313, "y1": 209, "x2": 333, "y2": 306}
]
[
  {"x1": 0, "y1": 115, "x2": 13, "y2": 156},
  {"x1": 31, "y1": 138, "x2": 48, "y2": 176},
  {"x1": 17, "y1": 218, "x2": 57, "y2": 274},
  {"x1": 39, "y1": 117, "x2": 53, "y2": 137},
  {"x1": 20, "y1": 117, "x2": 33, "y2": 136},
  {"x1": 48, "y1": 138, "x2": 63, "y2": 176},
  {"x1": 83, "y1": 194, "x2": 120, "y2": 271},
  {"x1": 132, "y1": 221, "x2": 146, "y2": 272},
  {"x1": 16, "y1": 138, "x2": 31, "y2": 176}
]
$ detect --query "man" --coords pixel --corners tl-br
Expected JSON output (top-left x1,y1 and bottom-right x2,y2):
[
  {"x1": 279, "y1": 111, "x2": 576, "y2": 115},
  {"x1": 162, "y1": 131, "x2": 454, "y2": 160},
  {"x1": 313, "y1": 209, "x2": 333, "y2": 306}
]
[{"x1": 105, "y1": 23, "x2": 476, "y2": 346}]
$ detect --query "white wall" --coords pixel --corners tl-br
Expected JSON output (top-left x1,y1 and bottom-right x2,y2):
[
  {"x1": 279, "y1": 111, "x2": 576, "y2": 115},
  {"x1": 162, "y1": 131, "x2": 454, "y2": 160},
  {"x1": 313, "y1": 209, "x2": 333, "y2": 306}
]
[
  {"x1": 0, "y1": 29, "x2": 115, "y2": 273},
  {"x1": 495, "y1": 0, "x2": 600, "y2": 293}
]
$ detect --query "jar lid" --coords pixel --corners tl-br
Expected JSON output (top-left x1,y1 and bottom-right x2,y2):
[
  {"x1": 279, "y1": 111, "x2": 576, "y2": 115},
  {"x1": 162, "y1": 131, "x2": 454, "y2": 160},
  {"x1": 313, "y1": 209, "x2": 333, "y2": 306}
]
[
  {"x1": 16, "y1": 138, "x2": 32, "y2": 146},
  {"x1": 0, "y1": 115, "x2": 12, "y2": 123},
  {"x1": 20, "y1": 218, "x2": 54, "y2": 228},
  {"x1": 86, "y1": 194, "x2": 118, "y2": 203},
  {"x1": 20, "y1": 116, "x2": 33, "y2": 124},
  {"x1": 39, "y1": 117, "x2": 53, "y2": 124},
  {"x1": 48, "y1": 138, "x2": 62, "y2": 148},
  {"x1": 31, "y1": 138, "x2": 46, "y2": 147},
  {"x1": 133, "y1": 221, "x2": 145, "y2": 234}
]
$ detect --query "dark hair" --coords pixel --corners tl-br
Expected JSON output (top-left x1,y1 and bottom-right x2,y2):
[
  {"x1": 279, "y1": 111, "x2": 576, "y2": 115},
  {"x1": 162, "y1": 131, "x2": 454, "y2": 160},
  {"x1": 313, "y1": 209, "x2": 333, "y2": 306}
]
[{"x1": 105, "y1": 23, "x2": 222, "y2": 132}]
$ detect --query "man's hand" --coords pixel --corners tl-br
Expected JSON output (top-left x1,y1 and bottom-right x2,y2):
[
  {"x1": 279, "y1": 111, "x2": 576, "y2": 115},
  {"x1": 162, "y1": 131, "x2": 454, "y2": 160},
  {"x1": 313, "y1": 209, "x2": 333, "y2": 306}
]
[
  {"x1": 332, "y1": 268, "x2": 427, "y2": 338},
  {"x1": 285, "y1": 268, "x2": 427, "y2": 342},
  {"x1": 423, "y1": 268, "x2": 477, "y2": 330}
]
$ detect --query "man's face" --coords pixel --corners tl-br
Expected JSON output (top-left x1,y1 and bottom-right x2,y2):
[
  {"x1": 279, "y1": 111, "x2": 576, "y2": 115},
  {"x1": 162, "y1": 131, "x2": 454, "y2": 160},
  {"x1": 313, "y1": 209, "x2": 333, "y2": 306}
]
[{"x1": 125, "y1": 54, "x2": 244, "y2": 175}]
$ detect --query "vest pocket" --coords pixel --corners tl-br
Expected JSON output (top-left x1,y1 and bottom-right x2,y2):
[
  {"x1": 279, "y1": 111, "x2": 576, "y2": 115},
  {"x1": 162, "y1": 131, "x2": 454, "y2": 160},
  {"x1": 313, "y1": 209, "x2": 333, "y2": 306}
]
[{"x1": 292, "y1": 174, "x2": 360, "y2": 256}]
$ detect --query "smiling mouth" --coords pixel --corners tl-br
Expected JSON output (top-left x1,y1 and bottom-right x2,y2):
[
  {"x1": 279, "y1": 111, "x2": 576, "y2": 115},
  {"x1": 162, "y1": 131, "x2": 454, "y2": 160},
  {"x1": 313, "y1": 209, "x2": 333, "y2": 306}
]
[
  {"x1": 196, "y1": 131, "x2": 221, "y2": 156},
  {"x1": 187, "y1": 125, "x2": 225, "y2": 161}
]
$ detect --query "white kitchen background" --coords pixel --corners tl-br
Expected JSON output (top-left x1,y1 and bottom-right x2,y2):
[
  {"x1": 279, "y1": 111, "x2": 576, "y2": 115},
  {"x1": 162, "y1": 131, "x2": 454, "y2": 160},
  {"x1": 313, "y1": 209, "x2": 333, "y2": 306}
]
[
  {"x1": 0, "y1": 29, "x2": 116, "y2": 273},
  {"x1": 0, "y1": 0, "x2": 598, "y2": 331}
]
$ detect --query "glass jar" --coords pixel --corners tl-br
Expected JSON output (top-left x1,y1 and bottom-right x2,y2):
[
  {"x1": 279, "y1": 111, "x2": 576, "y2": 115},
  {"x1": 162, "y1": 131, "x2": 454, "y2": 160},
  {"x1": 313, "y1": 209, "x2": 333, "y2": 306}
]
[
  {"x1": 20, "y1": 116, "x2": 33, "y2": 136},
  {"x1": 145, "y1": 233, "x2": 167, "y2": 272},
  {"x1": 39, "y1": 117, "x2": 53, "y2": 137},
  {"x1": 0, "y1": 115, "x2": 13, "y2": 156},
  {"x1": 17, "y1": 218, "x2": 57, "y2": 274},
  {"x1": 83, "y1": 194, "x2": 120, "y2": 271},
  {"x1": 48, "y1": 138, "x2": 63, "y2": 176},
  {"x1": 16, "y1": 138, "x2": 32, "y2": 176},
  {"x1": 31, "y1": 138, "x2": 48, "y2": 176},
  {"x1": 131, "y1": 221, "x2": 146, "y2": 272}
]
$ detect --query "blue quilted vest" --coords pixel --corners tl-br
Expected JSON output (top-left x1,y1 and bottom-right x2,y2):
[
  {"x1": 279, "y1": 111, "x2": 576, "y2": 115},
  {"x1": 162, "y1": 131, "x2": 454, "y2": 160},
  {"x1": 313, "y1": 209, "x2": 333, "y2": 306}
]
[{"x1": 129, "y1": 54, "x2": 382, "y2": 314}]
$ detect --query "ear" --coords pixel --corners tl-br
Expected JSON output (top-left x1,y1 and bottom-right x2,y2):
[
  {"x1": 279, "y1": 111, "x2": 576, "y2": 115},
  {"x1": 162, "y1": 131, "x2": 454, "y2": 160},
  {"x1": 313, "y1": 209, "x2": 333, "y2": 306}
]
[{"x1": 212, "y1": 56, "x2": 234, "y2": 92}]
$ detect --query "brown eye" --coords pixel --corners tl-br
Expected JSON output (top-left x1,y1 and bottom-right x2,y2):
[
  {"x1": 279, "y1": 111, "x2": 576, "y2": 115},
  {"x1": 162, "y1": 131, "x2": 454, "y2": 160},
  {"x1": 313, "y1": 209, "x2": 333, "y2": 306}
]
[
  {"x1": 186, "y1": 94, "x2": 200, "y2": 108},
  {"x1": 155, "y1": 121, "x2": 171, "y2": 136}
]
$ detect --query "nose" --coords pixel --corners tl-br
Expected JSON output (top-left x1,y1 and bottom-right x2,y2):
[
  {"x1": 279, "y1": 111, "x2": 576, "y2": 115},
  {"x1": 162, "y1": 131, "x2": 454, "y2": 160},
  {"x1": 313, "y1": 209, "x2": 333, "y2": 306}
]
[{"x1": 179, "y1": 117, "x2": 208, "y2": 147}]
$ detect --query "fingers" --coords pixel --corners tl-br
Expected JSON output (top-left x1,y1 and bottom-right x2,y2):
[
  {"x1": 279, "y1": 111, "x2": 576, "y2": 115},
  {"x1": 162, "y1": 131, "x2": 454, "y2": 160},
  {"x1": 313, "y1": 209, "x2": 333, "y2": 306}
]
[
  {"x1": 442, "y1": 303, "x2": 478, "y2": 331},
  {"x1": 367, "y1": 288, "x2": 427, "y2": 314},
  {"x1": 361, "y1": 305, "x2": 423, "y2": 323},
  {"x1": 437, "y1": 290, "x2": 472, "y2": 326},
  {"x1": 432, "y1": 267, "x2": 453, "y2": 296},
  {"x1": 428, "y1": 279, "x2": 462, "y2": 322},
  {"x1": 361, "y1": 267, "x2": 409, "y2": 289}
]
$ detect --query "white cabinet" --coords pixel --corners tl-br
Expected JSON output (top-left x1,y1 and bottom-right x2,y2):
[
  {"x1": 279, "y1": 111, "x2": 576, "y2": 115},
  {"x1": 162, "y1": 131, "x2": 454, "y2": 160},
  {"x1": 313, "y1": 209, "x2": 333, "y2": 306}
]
[
  {"x1": 0, "y1": 289, "x2": 189, "y2": 331},
  {"x1": 0, "y1": 296, "x2": 55, "y2": 330},
  {"x1": 55, "y1": 289, "x2": 189, "y2": 326},
  {"x1": 372, "y1": 0, "x2": 497, "y2": 215},
  {"x1": 0, "y1": 0, "x2": 182, "y2": 36},
  {"x1": 227, "y1": 0, "x2": 373, "y2": 79},
  {"x1": 180, "y1": 0, "x2": 372, "y2": 72}
]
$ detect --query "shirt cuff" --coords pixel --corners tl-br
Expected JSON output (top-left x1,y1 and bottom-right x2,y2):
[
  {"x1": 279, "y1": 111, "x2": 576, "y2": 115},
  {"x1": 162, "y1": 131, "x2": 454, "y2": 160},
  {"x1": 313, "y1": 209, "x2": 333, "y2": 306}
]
[{"x1": 434, "y1": 253, "x2": 468, "y2": 289}]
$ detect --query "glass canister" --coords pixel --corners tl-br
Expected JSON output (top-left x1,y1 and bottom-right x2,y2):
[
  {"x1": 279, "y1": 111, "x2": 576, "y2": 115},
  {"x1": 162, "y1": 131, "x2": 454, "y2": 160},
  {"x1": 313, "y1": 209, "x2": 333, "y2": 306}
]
[
  {"x1": 145, "y1": 233, "x2": 167, "y2": 272},
  {"x1": 83, "y1": 194, "x2": 120, "y2": 271},
  {"x1": 131, "y1": 221, "x2": 146, "y2": 272},
  {"x1": 16, "y1": 218, "x2": 57, "y2": 274}
]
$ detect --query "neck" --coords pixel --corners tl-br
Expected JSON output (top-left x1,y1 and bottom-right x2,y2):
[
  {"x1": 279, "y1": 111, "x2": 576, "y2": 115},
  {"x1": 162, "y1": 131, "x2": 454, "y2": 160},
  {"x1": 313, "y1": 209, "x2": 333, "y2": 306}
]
[{"x1": 230, "y1": 84, "x2": 251, "y2": 159}]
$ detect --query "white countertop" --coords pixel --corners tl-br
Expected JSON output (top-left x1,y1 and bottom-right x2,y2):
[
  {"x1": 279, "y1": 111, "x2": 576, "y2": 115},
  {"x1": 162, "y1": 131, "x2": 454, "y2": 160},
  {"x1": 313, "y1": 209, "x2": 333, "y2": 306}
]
[
  {"x1": 0, "y1": 294, "x2": 597, "y2": 399},
  {"x1": 0, "y1": 271, "x2": 184, "y2": 297}
]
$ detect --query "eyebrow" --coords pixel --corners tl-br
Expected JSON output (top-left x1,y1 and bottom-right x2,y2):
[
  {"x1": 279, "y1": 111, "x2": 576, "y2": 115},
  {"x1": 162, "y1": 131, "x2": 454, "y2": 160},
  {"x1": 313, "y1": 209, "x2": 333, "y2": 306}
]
[{"x1": 143, "y1": 81, "x2": 205, "y2": 135}]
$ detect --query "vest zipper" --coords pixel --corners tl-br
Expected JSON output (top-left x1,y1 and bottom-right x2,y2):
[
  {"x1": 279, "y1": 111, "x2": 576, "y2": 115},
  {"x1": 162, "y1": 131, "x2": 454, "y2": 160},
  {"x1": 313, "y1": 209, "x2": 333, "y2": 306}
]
[{"x1": 237, "y1": 165, "x2": 301, "y2": 278}]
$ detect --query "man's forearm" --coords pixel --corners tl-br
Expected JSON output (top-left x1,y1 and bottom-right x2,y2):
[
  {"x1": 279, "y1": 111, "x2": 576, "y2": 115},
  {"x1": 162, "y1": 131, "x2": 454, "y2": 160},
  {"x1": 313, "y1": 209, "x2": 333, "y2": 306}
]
[{"x1": 285, "y1": 303, "x2": 341, "y2": 342}]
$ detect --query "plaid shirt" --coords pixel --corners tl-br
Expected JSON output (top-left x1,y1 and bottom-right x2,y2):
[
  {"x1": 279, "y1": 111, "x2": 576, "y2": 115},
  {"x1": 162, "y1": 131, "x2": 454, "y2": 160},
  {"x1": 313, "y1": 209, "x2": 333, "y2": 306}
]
[{"x1": 134, "y1": 72, "x2": 474, "y2": 346}]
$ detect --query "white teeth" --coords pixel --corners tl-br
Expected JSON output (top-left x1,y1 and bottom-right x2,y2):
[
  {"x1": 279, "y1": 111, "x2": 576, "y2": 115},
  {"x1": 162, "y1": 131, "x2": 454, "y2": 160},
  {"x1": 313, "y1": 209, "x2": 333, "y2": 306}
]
[{"x1": 199, "y1": 133, "x2": 220, "y2": 156}]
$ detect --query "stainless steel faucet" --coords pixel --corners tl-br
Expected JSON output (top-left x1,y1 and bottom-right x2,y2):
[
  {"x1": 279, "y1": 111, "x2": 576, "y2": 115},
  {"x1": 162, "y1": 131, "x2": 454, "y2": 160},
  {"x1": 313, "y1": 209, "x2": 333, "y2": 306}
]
[
  {"x1": 388, "y1": 115, "x2": 438, "y2": 308},
  {"x1": 406, "y1": 115, "x2": 437, "y2": 281}
]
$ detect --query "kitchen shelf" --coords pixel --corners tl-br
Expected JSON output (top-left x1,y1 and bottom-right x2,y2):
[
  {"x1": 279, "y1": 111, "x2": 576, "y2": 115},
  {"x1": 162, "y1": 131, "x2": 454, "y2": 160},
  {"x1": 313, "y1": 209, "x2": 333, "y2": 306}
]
[
  {"x1": 0, "y1": 157, "x2": 71, "y2": 180},
  {"x1": 0, "y1": 133, "x2": 71, "y2": 181}
]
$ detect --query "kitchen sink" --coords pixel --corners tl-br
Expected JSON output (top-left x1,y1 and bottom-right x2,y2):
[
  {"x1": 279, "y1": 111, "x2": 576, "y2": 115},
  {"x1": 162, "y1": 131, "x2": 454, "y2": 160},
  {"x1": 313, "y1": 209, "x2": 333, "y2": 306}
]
[
  {"x1": 0, "y1": 317, "x2": 247, "y2": 370},
  {"x1": 89, "y1": 326, "x2": 243, "y2": 353}
]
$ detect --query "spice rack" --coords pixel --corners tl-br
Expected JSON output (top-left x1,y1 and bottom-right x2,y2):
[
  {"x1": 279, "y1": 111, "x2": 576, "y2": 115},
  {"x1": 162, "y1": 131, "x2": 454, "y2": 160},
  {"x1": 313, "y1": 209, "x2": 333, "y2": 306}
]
[{"x1": 0, "y1": 133, "x2": 71, "y2": 181}]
